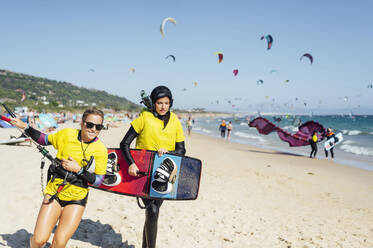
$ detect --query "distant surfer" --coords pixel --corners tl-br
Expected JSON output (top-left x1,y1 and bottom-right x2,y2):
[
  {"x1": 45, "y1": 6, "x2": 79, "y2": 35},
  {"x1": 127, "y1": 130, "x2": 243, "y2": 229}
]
[
  {"x1": 186, "y1": 116, "x2": 193, "y2": 136},
  {"x1": 10, "y1": 108, "x2": 108, "y2": 248},
  {"x1": 120, "y1": 86, "x2": 186, "y2": 248},
  {"x1": 219, "y1": 120, "x2": 227, "y2": 138},
  {"x1": 309, "y1": 131, "x2": 318, "y2": 158},
  {"x1": 227, "y1": 121, "x2": 233, "y2": 140},
  {"x1": 324, "y1": 128, "x2": 337, "y2": 160}
]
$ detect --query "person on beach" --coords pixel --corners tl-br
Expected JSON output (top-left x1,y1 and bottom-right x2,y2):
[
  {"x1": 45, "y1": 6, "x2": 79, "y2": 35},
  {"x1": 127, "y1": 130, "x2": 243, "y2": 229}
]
[
  {"x1": 186, "y1": 116, "x2": 193, "y2": 136},
  {"x1": 219, "y1": 120, "x2": 227, "y2": 138},
  {"x1": 120, "y1": 85, "x2": 186, "y2": 248},
  {"x1": 325, "y1": 127, "x2": 337, "y2": 160},
  {"x1": 10, "y1": 108, "x2": 107, "y2": 248},
  {"x1": 309, "y1": 130, "x2": 318, "y2": 158},
  {"x1": 227, "y1": 121, "x2": 232, "y2": 140}
]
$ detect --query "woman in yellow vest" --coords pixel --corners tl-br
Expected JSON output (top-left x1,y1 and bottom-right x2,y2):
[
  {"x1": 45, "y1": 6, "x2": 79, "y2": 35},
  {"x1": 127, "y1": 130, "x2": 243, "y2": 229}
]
[
  {"x1": 10, "y1": 108, "x2": 107, "y2": 248},
  {"x1": 120, "y1": 86, "x2": 185, "y2": 248},
  {"x1": 309, "y1": 130, "x2": 318, "y2": 158}
]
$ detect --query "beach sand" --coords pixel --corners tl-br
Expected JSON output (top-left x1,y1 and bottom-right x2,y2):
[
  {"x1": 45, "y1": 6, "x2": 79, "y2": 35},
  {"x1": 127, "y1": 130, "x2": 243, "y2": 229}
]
[{"x1": 0, "y1": 122, "x2": 372, "y2": 247}]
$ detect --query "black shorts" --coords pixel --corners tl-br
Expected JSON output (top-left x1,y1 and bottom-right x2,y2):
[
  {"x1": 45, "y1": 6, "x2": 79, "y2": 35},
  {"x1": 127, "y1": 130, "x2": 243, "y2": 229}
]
[{"x1": 53, "y1": 194, "x2": 88, "y2": 207}]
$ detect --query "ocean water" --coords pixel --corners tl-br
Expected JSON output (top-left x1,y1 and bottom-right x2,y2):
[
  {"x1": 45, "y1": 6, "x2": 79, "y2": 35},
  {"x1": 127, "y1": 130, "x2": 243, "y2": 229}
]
[{"x1": 190, "y1": 115, "x2": 373, "y2": 171}]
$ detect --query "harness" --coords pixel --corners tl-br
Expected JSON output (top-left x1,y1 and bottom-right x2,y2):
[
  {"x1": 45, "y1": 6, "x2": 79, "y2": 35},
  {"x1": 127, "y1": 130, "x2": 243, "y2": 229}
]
[{"x1": 41, "y1": 156, "x2": 94, "y2": 203}]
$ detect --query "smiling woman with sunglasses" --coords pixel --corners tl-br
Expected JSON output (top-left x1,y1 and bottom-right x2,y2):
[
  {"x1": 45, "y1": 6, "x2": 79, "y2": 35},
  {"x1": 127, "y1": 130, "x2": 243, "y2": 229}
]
[{"x1": 10, "y1": 108, "x2": 108, "y2": 248}]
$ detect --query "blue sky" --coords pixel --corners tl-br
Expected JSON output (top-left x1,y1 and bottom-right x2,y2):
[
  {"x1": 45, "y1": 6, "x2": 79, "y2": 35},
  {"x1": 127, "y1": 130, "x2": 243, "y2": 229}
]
[{"x1": 0, "y1": 1, "x2": 372, "y2": 114}]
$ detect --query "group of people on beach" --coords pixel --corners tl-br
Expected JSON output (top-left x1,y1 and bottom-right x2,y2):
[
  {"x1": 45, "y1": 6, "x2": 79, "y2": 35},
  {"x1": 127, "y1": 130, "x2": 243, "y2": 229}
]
[
  {"x1": 309, "y1": 128, "x2": 337, "y2": 159},
  {"x1": 219, "y1": 120, "x2": 233, "y2": 139},
  {"x1": 9, "y1": 85, "x2": 183, "y2": 248}
]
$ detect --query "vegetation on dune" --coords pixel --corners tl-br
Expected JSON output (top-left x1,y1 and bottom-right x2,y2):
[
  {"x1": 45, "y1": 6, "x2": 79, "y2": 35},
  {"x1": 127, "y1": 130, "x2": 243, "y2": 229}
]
[{"x1": 0, "y1": 69, "x2": 141, "y2": 112}]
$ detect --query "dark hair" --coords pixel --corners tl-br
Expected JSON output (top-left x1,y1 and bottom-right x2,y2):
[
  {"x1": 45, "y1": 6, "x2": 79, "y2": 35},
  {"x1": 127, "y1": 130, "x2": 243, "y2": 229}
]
[
  {"x1": 82, "y1": 108, "x2": 104, "y2": 124},
  {"x1": 150, "y1": 85, "x2": 173, "y2": 108}
]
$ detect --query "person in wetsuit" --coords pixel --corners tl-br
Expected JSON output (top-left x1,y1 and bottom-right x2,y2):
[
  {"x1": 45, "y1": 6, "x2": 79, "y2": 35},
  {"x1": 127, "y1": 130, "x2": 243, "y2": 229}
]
[
  {"x1": 219, "y1": 120, "x2": 227, "y2": 138},
  {"x1": 10, "y1": 108, "x2": 107, "y2": 248},
  {"x1": 120, "y1": 86, "x2": 186, "y2": 248},
  {"x1": 309, "y1": 130, "x2": 318, "y2": 158},
  {"x1": 325, "y1": 128, "x2": 337, "y2": 159}
]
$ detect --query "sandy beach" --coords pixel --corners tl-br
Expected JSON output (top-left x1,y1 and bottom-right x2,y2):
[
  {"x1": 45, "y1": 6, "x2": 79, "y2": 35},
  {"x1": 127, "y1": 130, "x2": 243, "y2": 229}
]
[{"x1": 0, "y1": 122, "x2": 372, "y2": 248}]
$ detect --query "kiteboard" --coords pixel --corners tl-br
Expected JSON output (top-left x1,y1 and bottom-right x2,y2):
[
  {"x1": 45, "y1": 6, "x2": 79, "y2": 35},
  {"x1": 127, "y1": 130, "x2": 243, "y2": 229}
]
[
  {"x1": 324, "y1": 132, "x2": 343, "y2": 151},
  {"x1": 90, "y1": 148, "x2": 202, "y2": 201},
  {"x1": 0, "y1": 136, "x2": 31, "y2": 146}
]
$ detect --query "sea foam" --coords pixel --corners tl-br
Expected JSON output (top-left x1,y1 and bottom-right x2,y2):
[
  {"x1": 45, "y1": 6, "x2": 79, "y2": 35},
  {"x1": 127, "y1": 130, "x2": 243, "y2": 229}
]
[
  {"x1": 234, "y1": 131, "x2": 267, "y2": 144},
  {"x1": 339, "y1": 144, "x2": 373, "y2": 156}
]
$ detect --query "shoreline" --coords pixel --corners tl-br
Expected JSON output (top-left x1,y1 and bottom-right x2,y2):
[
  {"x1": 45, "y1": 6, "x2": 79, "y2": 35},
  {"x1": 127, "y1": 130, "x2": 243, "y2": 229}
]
[{"x1": 193, "y1": 129, "x2": 373, "y2": 172}]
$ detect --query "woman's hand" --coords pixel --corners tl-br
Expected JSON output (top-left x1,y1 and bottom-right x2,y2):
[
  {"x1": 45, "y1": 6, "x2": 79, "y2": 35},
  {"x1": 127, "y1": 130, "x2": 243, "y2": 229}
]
[
  {"x1": 61, "y1": 156, "x2": 81, "y2": 173},
  {"x1": 157, "y1": 148, "x2": 168, "y2": 157},
  {"x1": 10, "y1": 118, "x2": 28, "y2": 129},
  {"x1": 128, "y1": 163, "x2": 139, "y2": 176}
]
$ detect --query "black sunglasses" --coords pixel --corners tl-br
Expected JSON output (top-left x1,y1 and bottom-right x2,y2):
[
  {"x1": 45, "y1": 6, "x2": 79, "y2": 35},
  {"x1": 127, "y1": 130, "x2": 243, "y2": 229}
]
[{"x1": 85, "y1": 121, "x2": 104, "y2": 131}]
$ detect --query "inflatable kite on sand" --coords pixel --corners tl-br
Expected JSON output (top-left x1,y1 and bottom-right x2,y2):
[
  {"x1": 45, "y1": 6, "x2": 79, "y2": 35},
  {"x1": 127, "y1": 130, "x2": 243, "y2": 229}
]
[{"x1": 248, "y1": 117, "x2": 326, "y2": 147}]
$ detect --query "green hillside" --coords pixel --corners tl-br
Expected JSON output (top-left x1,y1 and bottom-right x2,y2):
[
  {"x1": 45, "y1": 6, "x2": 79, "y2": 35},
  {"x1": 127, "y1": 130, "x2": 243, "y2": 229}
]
[{"x1": 0, "y1": 69, "x2": 140, "y2": 112}]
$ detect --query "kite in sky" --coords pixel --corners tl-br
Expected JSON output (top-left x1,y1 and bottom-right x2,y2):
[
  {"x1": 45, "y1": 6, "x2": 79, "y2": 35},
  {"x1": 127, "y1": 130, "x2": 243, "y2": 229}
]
[
  {"x1": 300, "y1": 53, "x2": 313, "y2": 64},
  {"x1": 260, "y1": 34, "x2": 273, "y2": 50},
  {"x1": 160, "y1": 17, "x2": 176, "y2": 37},
  {"x1": 165, "y1": 55, "x2": 176, "y2": 62},
  {"x1": 214, "y1": 52, "x2": 223, "y2": 63},
  {"x1": 233, "y1": 69, "x2": 238, "y2": 76}
]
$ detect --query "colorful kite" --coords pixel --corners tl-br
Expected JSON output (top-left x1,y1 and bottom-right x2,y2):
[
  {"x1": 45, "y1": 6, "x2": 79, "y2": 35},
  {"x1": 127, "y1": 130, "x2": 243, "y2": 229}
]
[
  {"x1": 260, "y1": 34, "x2": 273, "y2": 50},
  {"x1": 214, "y1": 52, "x2": 223, "y2": 63},
  {"x1": 249, "y1": 117, "x2": 326, "y2": 147},
  {"x1": 160, "y1": 17, "x2": 176, "y2": 37},
  {"x1": 233, "y1": 69, "x2": 239, "y2": 76}
]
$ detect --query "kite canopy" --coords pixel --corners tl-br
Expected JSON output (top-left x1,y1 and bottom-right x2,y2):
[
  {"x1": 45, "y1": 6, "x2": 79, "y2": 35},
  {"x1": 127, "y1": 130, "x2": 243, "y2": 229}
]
[
  {"x1": 160, "y1": 17, "x2": 176, "y2": 37},
  {"x1": 214, "y1": 52, "x2": 223, "y2": 63},
  {"x1": 15, "y1": 88, "x2": 26, "y2": 102},
  {"x1": 249, "y1": 117, "x2": 326, "y2": 147},
  {"x1": 257, "y1": 80, "x2": 264, "y2": 85},
  {"x1": 260, "y1": 34, "x2": 273, "y2": 50},
  {"x1": 300, "y1": 53, "x2": 313, "y2": 64},
  {"x1": 233, "y1": 69, "x2": 239, "y2": 76},
  {"x1": 165, "y1": 55, "x2": 176, "y2": 62}
]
